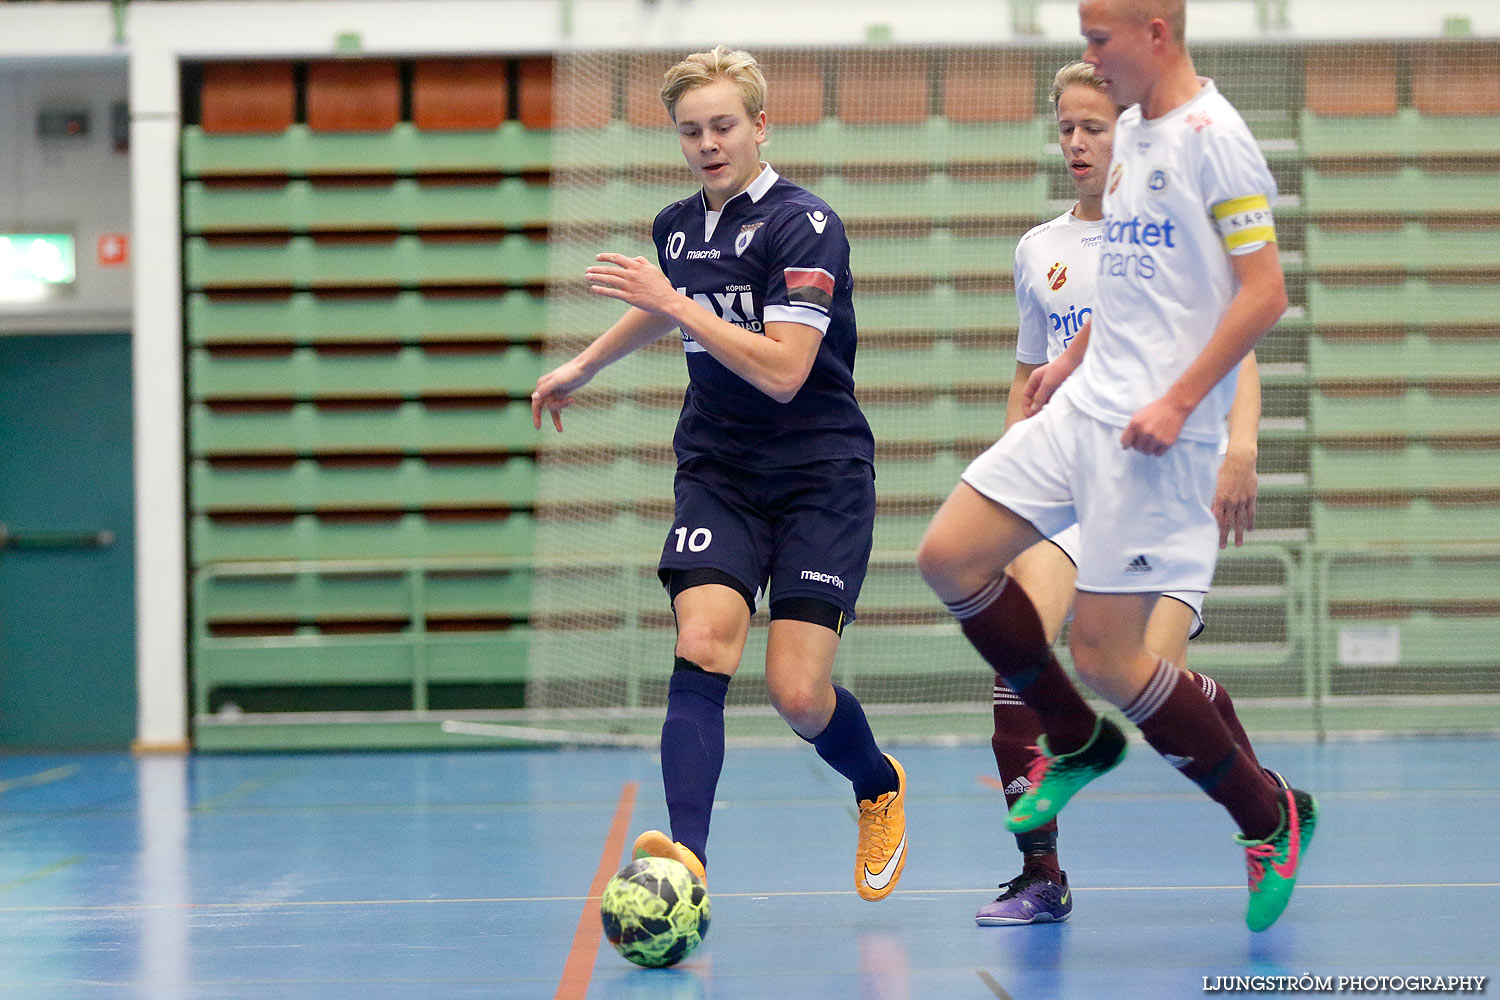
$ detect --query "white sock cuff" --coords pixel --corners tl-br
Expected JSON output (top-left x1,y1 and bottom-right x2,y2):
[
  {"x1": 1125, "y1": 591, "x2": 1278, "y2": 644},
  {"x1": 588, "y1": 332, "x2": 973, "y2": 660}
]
[
  {"x1": 946, "y1": 576, "x2": 1007, "y2": 621},
  {"x1": 992, "y1": 682, "x2": 1026, "y2": 707},
  {"x1": 1124, "y1": 657, "x2": 1179, "y2": 725},
  {"x1": 1197, "y1": 671, "x2": 1218, "y2": 703}
]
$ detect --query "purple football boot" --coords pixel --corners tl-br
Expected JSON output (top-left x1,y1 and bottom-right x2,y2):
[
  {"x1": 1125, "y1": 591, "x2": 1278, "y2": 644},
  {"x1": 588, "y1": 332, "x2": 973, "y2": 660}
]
[{"x1": 975, "y1": 869, "x2": 1072, "y2": 926}]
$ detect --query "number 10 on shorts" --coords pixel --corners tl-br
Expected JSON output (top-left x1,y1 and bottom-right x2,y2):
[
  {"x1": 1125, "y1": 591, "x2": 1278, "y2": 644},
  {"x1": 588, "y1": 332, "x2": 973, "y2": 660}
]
[{"x1": 674, "y1": 527, "x2": 713, "y2": 553}]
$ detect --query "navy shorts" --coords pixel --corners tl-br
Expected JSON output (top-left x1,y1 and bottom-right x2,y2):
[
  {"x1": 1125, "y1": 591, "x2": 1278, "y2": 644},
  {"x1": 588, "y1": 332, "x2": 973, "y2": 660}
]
[{"x1": 657, "y1": 455, "x2": 875, "y2": 621}]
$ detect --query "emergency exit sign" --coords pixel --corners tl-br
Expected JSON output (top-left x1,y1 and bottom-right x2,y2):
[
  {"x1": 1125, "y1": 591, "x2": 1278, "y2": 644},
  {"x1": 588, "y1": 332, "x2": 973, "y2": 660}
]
[{"x1": 0, "y1": 233, "x2": 76, "y2": 285}]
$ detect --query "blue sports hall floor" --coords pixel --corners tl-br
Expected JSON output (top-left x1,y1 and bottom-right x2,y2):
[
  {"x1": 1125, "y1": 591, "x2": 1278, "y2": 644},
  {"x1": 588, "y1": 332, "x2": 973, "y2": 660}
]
[{"x1": 1, "y1": 735, "x2": 1496, "y2": 999}]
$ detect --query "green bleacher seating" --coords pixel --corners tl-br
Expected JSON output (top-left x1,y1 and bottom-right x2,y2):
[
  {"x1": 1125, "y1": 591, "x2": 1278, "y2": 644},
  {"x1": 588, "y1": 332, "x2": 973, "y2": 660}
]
[
  {"x1": 754, "y1": 119, "x2": 1052, "y2": 169},
  {"x1": 197, "y1": 638, "x2": 422, "y2": 690},
  {"x1": 1317, "y1": 549, "x2": 1500, "y2": 693},
  {"x1": 194, "y1": 630, "x2": 534, "y2": 712},
  {"x1": 190, "y1": 344, "x2": 543, "y2": 400},
  {"x1": 1299, "y1": 108, "x2": 1500, "y2": 160},
  {"x1": 200, "y1": 572, "x2": 416, "y2": 624},
  {"x1": 176, "y1": 44, "x2": 1500, "y2": 747},
  {"x1": 858, "y1": 562, "x2": 945, "y2": 613},
  {"x1": 1305, "y1": 224, "x2": 1500, "y2": 272},
  {"x1": 190, "y1": 400, "x2": 538, "y2": 456},
  {"x1": 873, "y1": 454, "x2": 970, "y2": 501},
  {"x1": 192, "y1": 457, "x2": 540, "y2": 512},
  {"x1": 548, "y1": 177, "x2": 693, "y2": 226},
  {"x1": 1310, "y1": 333, "x2": 1500, "y2": 382},
  {"x1": 1313, "y1": 498, "x2": 1500, "y2": 545},
  {"x1": 1310, "y1": 386, "x2": 1500, "y2": 439},
  {"x1": 865, "y1": 397, "x2": 1008, "y2": 445},
  {"x1": 532, "y1": 513, "x2": 665, "y2": 563},
  {"x1": 859, "y1": 288, "x2": 1018, "y2": 335},
  {"x1": 816, "y1": 173, "x2": 1047, "y2": 224},
  {"x1": 852, "y1": 234, "x2": 1023, "y2": 281},
  {"x1": 1306, "y1": 279, "x2": 1495, "y2": 327},
  {"x1": 592, "y1": 347, "x2": 687, "y2": 393},
  {"x1": 857, "y1": 342, "x2": 1015, "y2": 389},
  {"x1": 871, "y1": 514, "x2": 933, "y2": 556},
  {"x1": 188, "y1": 290, "x2": 548, "y2": 346},
  {"x1": 532, "y1": 400, "x2": 680, "y2": 451},
  {"x1": 186, "y1": 234, "x2": 550, "y2": 290},
  {"x1": 546, "y1": 239, "x2": 660, "y2": 284},
  {"x1": 1312, "y1": 443, "x2": 1500, "y2": 492},
  {"x1": 182, "y1": 122, "x2": 555, "y2": 177},
  {"x1": 184, "y1": 177, "x2": 552, "y2": 233},
  {"x1": 1302, "y1": 166, "x2": 1500, "y2": 217},
  {"x1": 1323, "y1": 551, "x2": 1500, "y2": 607},
  {"x1": 192, "y1": 511, "x2": 537, "y2": 562},
  {"x1": 533, "y1": 457, "x2": 674, "y2": 507}
]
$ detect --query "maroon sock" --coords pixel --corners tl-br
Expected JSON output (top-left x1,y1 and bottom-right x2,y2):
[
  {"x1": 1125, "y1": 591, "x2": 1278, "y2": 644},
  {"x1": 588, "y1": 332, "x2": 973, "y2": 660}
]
[
  {"x1": 1192, "y1": 671, "x2": 1262, "y2": 770},
  {"x1": 992, "y1": 683, "x2": 1060, "y2": 876},
  {"x1": 949, "y1": 577, "x2": 1096, "y2": 753},
  {"x1": 1125, "y1": 658, "x2": 1281, "y2": 840}
]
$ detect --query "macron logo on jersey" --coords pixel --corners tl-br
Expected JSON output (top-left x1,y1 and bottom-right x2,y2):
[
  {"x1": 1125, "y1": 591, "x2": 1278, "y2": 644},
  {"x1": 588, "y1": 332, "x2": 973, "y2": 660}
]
[
  {"x1": 784, "y1": 267, "x2": 835, "y2": 313},
  {"x1": 806, "y1": 211, "x2": 829, "y2": 234}
]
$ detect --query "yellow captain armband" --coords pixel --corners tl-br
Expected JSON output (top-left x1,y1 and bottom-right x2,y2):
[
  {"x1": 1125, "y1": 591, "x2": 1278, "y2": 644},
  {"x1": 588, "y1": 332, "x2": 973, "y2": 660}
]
[{"x1": 1212, "y1": 194, "x2": 1277, "y2": 252}]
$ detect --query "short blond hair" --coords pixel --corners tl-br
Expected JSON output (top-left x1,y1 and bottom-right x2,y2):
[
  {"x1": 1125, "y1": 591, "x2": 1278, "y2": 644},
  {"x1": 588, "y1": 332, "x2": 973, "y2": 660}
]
[
  {"x1": 1122, "y1": 0, "x2": 1187, "y2": 45},
  {"x1": 1049, "y1": 61, "x2": 1109, "y2": 113},
  {"x1": 660, "y1": 45, "x2": 767, "y2": 122}
]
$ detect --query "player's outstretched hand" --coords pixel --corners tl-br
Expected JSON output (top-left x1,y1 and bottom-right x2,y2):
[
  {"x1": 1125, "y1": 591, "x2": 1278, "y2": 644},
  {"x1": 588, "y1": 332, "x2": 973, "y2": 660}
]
[
  {"x1": 531, "y1": 358, "x2": 593, "y2": 432},
  {"x1": 1212, "y1": 449, "x2": 1257, "y2": 548},
  {"x1": 1120, "y1": 398, "x2": 1190, "y2": 457},
  {"x1": 586, "y1": 253, "x2": 680, "y2": 314},
  {"x1": 1023, "y1": 362, "x2": 1068, "y2": 417}
]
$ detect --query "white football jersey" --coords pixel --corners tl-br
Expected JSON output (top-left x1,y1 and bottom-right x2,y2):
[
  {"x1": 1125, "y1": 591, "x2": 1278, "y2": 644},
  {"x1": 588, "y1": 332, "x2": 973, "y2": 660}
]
[
  {"x1": 1061, "y1": 79, "x2": 1277, "y2": 445},
  {"x1": 1014, "y1": 211, "x2": 1105, "y2": 365}
]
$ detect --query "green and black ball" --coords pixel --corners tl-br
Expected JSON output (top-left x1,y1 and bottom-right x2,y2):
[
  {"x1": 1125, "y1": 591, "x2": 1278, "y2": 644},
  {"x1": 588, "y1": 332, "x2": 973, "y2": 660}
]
[{"x1": 600, "y1": 856, "x2": 711, "y2": 968}]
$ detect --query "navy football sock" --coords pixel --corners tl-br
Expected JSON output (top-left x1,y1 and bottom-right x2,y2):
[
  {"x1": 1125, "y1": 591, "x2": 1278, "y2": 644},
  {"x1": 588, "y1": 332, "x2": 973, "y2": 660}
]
[
  {"x1": 660, "y1": 660, "x2": 730, "y2": 867},
  {"x1": 804, "y1": 685, "x2": 898, "y2": 802}
]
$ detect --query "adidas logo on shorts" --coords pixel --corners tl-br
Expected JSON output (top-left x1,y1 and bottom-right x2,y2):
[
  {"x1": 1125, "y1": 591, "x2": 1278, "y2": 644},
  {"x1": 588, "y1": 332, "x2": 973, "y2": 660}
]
[{"x1": 1124, "y1": 554, "x2": 1152, "y2": 574}]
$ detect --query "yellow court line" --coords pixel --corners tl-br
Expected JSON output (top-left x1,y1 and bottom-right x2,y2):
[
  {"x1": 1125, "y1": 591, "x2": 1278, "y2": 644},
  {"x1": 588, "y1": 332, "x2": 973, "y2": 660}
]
[
  {"x1": 192, "y1": 763, "x2": 310, "y2": 813},
  {"x1": 977, "y1": 970, "x2": 1016, "y2": 1000},
  {"x1": 0, "y1": 855, "x2": 86, "y2": 896},
  {"x1": 2, "y1": 881, "x2": 1497, "y2": 913},
  {"x1": 0, "y1": 765, "x2": 80, "y2": 795}
]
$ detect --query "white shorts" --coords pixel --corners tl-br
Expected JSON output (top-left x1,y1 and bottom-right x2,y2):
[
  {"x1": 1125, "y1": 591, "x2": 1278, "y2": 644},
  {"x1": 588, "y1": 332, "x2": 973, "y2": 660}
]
[
  {"x1": 961, "y1": 391, "x2": 1221, "y2": 597},
  {"x1": 1046, "y1": 524, "x2": 1205, "y2": 638}
]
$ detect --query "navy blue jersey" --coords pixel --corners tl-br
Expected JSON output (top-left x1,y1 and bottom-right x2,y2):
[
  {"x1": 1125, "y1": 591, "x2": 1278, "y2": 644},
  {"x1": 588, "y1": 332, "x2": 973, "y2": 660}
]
[{"x1": 652, "y1": 165, "x2": 874, "y2": 470}]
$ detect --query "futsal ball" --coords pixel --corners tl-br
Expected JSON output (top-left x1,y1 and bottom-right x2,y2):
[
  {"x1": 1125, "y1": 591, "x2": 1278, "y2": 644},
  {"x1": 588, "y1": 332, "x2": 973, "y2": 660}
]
[{"x1": 600, "y1": 856, "x2": 711, "y2": 968}]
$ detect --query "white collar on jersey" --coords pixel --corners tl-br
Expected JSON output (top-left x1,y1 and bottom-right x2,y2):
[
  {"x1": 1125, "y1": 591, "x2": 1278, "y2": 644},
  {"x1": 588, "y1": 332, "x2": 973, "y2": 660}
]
[
  {"x1": 702, "y1": 162, "x2": 779, "y2": 242},
  {"x1": 1136, "y1": 77, "x2": 1219, "y2": 127}
]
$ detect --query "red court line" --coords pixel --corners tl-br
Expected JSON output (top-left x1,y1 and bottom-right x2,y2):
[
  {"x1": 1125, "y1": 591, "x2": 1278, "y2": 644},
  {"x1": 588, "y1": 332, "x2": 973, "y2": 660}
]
[{"x1": 554, "y1": 780, "x2": 638, "y2": 1000}]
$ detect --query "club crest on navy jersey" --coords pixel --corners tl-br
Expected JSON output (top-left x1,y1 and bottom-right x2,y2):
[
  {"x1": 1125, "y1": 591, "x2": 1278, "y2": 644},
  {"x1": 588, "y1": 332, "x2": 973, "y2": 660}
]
[{"x1": 735, "y1": 222, "x2": 764, "y2": 257}]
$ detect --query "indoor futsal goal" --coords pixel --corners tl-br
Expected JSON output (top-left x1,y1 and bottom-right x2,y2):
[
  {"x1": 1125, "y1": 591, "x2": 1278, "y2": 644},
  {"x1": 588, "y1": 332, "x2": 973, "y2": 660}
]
[{"x1": 516, "y1": 39, "x2": 1500, "y2": 744}]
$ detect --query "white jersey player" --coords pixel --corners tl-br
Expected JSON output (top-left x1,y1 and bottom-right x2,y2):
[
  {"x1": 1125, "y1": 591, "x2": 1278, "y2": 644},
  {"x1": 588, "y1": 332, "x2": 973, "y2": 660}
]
[
  {"x1": 974, "y1": 61, "x2": 1277, "y2": 929},
  {"x1": 921, "y1": 0, "x2": 1314, "y2": 935}
]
